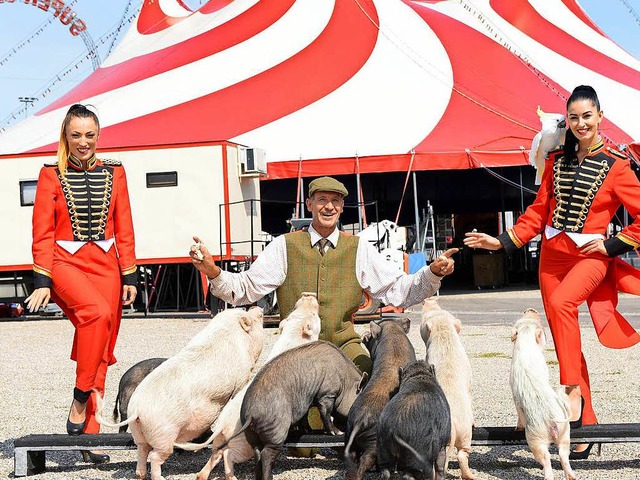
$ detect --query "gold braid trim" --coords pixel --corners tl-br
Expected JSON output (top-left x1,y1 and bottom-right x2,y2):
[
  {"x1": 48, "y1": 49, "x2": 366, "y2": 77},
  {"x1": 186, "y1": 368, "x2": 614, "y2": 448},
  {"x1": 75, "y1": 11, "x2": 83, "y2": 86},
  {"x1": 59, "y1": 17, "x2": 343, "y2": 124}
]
[
  {"x1": 617, "y1": 234, "x2": 640, "y2": 248},
  {"x1": 507, "y1": 229, "x2": 524, "y2": 248},
  {"x1": 33, "y1": 264, "x2": 52, "y2": 278},
  {"x1": 121, "y1": 265, "x2": 137, "y2": 275}
]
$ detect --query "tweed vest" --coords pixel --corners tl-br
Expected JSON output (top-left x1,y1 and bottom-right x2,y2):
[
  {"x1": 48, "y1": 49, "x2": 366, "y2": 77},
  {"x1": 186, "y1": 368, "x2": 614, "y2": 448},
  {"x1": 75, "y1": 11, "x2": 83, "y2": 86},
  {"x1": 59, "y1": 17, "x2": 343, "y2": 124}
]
[{"x1": 277, "y1": 230, "x2": 362, "y2": 347}]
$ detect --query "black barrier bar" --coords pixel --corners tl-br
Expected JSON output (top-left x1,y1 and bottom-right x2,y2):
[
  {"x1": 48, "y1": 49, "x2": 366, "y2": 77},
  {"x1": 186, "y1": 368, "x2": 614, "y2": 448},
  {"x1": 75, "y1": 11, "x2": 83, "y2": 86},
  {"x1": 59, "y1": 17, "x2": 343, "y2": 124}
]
[{"x1": 14, "y1": 424, "x2": 640, "y2": 477}]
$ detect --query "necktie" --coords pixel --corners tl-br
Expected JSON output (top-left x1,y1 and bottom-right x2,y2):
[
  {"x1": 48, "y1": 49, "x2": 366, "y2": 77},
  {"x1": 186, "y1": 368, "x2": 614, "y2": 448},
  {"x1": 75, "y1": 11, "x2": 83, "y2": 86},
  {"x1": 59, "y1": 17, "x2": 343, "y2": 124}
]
[{"x1": 318, "y1": 238, "x2": 330, "y2": 256}]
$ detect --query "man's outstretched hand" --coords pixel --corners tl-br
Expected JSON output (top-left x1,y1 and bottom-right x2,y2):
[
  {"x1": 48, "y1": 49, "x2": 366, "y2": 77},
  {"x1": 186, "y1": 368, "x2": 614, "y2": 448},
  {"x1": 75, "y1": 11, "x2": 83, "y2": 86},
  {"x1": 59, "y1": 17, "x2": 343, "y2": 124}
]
[
  {"x1": 190, "y1": 236, "x2": 221, "y2": 279},
  {"x1": 429, "y1": 248, "x2": 459, "y2": 277}
]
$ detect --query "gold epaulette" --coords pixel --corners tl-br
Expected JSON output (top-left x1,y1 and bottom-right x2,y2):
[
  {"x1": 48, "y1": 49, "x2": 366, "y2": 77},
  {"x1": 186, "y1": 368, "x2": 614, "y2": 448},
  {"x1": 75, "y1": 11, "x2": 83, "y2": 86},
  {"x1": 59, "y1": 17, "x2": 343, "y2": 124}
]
[
  {"x1": 607, "y1": 147, "x2": 627, "y2": 160},
  {"x1": 100, "y1": 158, "x2": 122, "y2": 166}
]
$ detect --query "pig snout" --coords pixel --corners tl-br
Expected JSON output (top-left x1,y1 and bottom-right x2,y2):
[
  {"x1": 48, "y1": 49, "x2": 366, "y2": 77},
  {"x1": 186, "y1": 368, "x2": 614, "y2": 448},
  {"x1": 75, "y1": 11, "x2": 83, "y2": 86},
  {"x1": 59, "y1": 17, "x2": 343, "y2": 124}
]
[{"x1": 294, "y1": 293, "x2": 319, "y2": 312}]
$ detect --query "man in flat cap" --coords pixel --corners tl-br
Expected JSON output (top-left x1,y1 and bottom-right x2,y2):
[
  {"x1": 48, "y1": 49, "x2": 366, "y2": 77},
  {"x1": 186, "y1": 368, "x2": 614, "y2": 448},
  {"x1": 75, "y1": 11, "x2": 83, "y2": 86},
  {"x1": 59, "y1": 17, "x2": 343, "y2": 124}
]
[{"x1": 190, "y1": 176, "x2": 456, "y2": 375}]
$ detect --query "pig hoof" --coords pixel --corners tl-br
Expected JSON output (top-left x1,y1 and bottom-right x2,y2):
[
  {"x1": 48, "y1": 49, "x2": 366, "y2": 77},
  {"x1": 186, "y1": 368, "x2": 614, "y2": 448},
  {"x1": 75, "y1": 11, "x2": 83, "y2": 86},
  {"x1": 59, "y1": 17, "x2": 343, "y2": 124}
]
[{"x1": 135, "y1": 473, "x2": 146, "y2": 480}]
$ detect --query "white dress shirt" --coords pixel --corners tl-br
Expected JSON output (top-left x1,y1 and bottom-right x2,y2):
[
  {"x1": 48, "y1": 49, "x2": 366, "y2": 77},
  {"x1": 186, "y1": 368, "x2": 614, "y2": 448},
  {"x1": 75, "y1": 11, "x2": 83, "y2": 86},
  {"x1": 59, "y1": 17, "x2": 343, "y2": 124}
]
[{"x1": 209, "y1": 224, "x2": 442, "y2": 307}]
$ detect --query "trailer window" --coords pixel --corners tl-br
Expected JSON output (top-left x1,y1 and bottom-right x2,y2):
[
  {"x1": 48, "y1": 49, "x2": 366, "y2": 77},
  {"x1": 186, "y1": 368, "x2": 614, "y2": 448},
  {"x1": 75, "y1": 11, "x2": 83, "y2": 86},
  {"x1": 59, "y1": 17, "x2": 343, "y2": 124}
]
[
  {"x1": 20, "y1": 180, "x2": 38, "y2": 206},
  {"x1": 146, "y1": 171, "x2": 178, "y2": 188}
]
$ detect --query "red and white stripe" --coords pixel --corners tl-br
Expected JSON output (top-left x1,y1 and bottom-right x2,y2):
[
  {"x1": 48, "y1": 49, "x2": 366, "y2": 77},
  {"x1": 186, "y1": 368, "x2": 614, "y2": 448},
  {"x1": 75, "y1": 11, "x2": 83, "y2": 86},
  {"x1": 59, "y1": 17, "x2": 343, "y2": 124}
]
[{"x1": 0, "y1": 0, "x2": 636, "y2": 178}]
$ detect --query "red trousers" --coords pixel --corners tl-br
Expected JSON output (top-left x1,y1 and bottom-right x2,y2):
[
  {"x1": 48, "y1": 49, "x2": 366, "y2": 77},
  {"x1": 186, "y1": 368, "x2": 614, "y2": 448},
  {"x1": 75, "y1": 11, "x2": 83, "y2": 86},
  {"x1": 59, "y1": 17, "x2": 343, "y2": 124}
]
[
  {"x1": 51, "y1": 242, "x2": 123, "y2": 434},
  {"x1": 538, "y1": 232, "x2": 611, "y2": 426}
]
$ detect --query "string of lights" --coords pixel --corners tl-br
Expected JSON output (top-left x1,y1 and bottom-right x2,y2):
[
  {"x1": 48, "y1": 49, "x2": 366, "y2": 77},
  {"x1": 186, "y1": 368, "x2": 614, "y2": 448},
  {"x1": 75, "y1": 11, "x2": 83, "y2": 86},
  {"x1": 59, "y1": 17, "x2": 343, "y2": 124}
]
[
  {"x1": 617, "y1": 0, "x2": 640, "y2": 28},
  {"x1": 0, "y1": 0, "x2": 78, "y2": 68},
  {"x1": 459, "y1": 0, "x2": 620, "y2": 147},
  {"x1": 0, "y1": 7, "x2": 139, "y2": 130},
  {"x1": 352, "y1": 0, "x2": 538, "y2": 134}
]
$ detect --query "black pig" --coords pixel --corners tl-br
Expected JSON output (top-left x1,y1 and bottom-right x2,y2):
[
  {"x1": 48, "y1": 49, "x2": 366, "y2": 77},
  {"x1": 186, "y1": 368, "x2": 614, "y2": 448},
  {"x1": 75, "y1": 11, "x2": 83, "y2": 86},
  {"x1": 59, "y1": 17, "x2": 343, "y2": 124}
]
[
  {"x1": 377, "y1": 360, "x2": 451, "y2": 480},
  {"x1": 237, "y1": 340, "x2": 364, "y2": 480},
  {"x1": 113, "y1": 358, "x2": 166, "y2": 433}
]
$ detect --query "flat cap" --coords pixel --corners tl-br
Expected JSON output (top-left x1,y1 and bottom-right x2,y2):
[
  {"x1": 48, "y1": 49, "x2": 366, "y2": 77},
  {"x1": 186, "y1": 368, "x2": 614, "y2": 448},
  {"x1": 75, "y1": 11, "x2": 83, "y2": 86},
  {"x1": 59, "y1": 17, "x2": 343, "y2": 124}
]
[{"x1": 308, "y1": 176, "x2": 348, "y2": 198}]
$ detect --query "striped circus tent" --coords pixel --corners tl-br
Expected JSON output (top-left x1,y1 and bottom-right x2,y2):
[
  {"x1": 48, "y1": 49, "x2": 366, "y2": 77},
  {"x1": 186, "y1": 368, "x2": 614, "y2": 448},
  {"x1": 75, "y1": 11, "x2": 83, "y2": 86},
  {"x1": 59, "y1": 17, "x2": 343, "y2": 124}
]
[{"x1": 0, "y1": 0, "x2": 638, "y2": 176}]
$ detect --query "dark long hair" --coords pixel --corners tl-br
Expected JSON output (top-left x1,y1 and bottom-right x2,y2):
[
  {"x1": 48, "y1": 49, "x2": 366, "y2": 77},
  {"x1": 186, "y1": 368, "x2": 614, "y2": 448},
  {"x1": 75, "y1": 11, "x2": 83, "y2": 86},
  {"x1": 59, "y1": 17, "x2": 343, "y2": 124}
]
[
  {"x1": 56, "y1": 104, "x2": 100, "y2": 176},
  {"x1": 564, "y1": 85, "x2": 600, "y2": 164}
]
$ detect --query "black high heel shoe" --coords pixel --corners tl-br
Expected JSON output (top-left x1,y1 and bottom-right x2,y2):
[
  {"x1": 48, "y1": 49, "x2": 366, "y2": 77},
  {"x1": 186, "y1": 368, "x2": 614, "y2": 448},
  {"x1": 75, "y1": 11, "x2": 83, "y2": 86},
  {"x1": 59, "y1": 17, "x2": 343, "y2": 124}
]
[
  {"x1": 569, "y1": 442, "x2": 602, "y2": 460},
  {"x1": 67, "y1": 388, "x2": 91, "y2": 435},
  {"x1": 569, "y1": 396, "x2": 585, "y2": 430},
  {"x1": 66, "y1": 402, "x2": 86, "y2": 435},
  {"x1": 81, "y1": 450, "x2": 110, "y2": 464}
]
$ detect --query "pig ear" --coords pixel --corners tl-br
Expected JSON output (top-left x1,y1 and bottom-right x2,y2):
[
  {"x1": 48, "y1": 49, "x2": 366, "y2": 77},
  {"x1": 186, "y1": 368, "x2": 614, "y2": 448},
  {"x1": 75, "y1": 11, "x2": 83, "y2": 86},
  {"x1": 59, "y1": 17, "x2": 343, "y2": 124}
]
[
  {"x1": 277, "y1": 318, "x2": 286, "y2": 334},
  {"x1": 400, "y1": 317, "x2": 411, "y2": 334},
  {"x1": 240, "y1": 313, "x2": 252, "y2": 333},
  {"x1": 302, "y1": 319, "x2": 315, "y2": 339},
  {"x1": 370, "y1": 321, "x2": 382, "y2": 338},
  {"x1": 511, "y1": 327, "x2": 518, "y2": 342},
  {"x1": 420, "y1": 323, "x2": 431, "y2": 343},
  {"x1": 453, "y1": 316, "x2": 462, "y2": 334},
  {"x1": 357, "y1": 372, "x2": 369, "y2": 393}
]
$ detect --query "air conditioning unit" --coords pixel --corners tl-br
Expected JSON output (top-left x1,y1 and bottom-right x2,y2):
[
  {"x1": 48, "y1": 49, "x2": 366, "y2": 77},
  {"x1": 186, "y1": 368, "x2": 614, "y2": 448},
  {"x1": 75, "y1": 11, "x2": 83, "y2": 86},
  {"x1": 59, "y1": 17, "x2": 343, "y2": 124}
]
[{"x1": 238, "y1": 146, "x2": 267, "y2": 177}]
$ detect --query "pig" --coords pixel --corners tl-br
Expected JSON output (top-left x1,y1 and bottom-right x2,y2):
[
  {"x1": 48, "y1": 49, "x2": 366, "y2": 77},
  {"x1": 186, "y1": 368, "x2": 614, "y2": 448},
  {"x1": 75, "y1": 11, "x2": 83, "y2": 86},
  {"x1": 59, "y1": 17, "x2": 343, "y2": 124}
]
[
  {"x1": 230, "y1": 341, "x2": 365, "y2": 480},
  {"x1": 95, "y1": 306, "x2": 265, "y2": 480},
  {"x1": 344, "y1": 317, "x2": 416, "y2": 480},
  {"x1": 377, "y1": 360, "x2": 451, "y2": 480},
  {"x1": 175, "y1": 292, "x2": 322, "y2": 480},
  {"x1": 510, "y1": 309, "x2": 575, "y2": 480},
  {"x1": 420, "y1": 299, "x2": 475, "y2": 479},
  {"x1": 113, "y1": 358, "x2": 167, "y2": 433}
]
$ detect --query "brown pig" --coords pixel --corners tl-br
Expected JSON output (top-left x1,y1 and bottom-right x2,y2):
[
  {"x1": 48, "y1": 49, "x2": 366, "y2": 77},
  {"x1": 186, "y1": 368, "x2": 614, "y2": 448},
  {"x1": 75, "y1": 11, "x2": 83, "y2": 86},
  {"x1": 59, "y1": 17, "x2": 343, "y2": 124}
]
[{"x1": 344, "y1": 317, "x2": 416, "y2": 480}]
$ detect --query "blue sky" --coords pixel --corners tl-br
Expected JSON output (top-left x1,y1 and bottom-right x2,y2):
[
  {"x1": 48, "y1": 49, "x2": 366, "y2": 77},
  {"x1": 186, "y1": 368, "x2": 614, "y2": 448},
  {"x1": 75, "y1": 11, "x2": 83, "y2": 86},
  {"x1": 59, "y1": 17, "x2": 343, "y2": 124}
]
[{"x1": 0, "y1": 0, "x2": 637, "y2": 130}]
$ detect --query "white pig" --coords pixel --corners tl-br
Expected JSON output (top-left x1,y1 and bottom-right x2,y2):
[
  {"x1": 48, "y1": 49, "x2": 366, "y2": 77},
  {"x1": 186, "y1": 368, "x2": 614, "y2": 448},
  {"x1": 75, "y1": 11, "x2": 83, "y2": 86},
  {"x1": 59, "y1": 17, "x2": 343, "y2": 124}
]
[
  {"x1": 96, "y1": 306, "x2": 265, "y2": 480},
  {"x1": 510, "y1": 309, "x2": 575, "y2": 480},
  {"x1": 420, "y1": 299, "x2": 475, "y2": 480},
  {"x1": 176, "y1": 292, "x2": 322, "y2": 480}
]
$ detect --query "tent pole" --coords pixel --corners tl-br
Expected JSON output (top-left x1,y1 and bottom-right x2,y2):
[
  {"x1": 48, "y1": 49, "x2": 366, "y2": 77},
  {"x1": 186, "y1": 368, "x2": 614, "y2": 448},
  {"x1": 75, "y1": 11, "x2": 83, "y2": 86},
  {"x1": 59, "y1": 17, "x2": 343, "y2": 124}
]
[
  {"x1": 412, "y1": 171, "x2": 420, "y2": 253},
  {"x1": 429, "y1": 201, "x2": 437, "y2": 258},
  {"x1": 356, "y1": 154, "x2": 362, "y2": 231},
  {"x1": 299, "y1": 178, "x2": 305, "y2": 219},
  {"x1": 295, "y1": 157, "x2": 303, "y2": 218}
]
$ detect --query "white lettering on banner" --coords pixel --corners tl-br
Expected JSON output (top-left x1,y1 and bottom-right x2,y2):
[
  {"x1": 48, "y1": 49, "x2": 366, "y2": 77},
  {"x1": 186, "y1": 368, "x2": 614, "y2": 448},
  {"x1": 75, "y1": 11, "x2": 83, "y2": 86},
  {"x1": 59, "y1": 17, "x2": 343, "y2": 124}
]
[{"x1": 0, "y1": 0, "x2": 87, "y2": 36}]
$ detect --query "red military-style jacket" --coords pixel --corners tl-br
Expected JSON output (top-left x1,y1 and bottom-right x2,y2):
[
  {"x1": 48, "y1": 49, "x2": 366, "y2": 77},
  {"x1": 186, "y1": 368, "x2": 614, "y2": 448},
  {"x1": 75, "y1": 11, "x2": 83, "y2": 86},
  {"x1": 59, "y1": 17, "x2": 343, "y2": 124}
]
[
  {"x1": 497, "y1": 139, "x2": 640, "y2": 349},
  {"x1": 32, "y1": 155, "x2": 137, "y2": 289},
  {"x1": 499, "y1": 139, "x2": 640, "y2": 257}
]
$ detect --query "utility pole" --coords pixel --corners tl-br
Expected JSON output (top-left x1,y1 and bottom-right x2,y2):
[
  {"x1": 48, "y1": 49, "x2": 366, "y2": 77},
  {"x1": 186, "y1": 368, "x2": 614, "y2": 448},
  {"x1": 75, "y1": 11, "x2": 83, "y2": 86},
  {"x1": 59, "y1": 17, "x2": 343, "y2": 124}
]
[{"x1": 18, "y1": 96, "x2": 37, "y2": 118}]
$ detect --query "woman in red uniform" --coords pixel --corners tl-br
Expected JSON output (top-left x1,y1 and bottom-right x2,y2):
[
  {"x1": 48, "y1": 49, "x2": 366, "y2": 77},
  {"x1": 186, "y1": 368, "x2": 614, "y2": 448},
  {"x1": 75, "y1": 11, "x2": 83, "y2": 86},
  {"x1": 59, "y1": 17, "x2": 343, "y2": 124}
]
[
  {"x1": 464, "y1": 85, "x2": 640, "y2": 459},
  {"x1": 25, "y1": 104, "x2": 137, "y2": 464}
]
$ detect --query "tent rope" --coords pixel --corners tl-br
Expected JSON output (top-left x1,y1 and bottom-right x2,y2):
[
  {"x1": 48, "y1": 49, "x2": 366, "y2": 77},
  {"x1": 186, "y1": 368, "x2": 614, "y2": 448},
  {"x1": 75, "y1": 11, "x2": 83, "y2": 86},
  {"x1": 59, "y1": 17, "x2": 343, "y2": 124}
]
[{"x1": 395, "y1": 150, "x2": 416, "y2": 224}]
